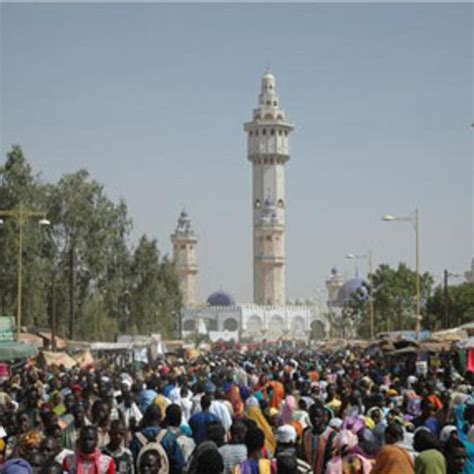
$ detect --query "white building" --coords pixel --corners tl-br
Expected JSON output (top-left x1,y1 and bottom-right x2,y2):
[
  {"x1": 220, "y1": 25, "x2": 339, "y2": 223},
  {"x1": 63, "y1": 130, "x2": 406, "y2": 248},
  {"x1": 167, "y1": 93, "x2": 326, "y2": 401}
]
[{"x1": 181, "y1": 291, "x2": 328, "y2": 342}]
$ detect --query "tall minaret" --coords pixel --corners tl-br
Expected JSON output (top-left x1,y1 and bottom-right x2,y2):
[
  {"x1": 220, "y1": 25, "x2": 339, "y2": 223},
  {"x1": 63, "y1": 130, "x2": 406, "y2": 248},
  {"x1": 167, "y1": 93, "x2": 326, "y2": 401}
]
[
  {"x1": 171, "y1": 210, "x2": 198, "y2": 308},
  {"x1": 244, "y1": 72, "x2": 294, "y2": 306}
]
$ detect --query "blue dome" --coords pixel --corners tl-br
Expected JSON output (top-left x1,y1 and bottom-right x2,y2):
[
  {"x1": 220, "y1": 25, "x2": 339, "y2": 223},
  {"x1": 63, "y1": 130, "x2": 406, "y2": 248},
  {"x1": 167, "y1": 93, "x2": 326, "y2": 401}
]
[
  {"x1": 207, "y1": 291, "x2": 236, "y2": 307},
  {"x1": 333, "y1": 278, "x2": 368, "y2": 307}
]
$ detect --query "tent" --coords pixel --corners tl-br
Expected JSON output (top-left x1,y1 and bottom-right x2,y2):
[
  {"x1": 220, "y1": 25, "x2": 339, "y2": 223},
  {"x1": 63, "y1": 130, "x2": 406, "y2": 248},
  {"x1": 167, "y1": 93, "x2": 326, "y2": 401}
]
[
  {"x1": 39, "y1": 351, "x2": 78, "y2": 369},
  {"x1": 0, "y1": 341, "x2": 38, "y2": 361}
]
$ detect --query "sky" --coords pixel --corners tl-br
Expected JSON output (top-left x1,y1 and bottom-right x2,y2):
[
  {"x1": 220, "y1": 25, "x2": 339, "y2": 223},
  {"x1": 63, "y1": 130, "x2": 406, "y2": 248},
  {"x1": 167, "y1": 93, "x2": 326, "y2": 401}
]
[{"x1": 1, "y1": 3, "x2": 473, "y2": 303}]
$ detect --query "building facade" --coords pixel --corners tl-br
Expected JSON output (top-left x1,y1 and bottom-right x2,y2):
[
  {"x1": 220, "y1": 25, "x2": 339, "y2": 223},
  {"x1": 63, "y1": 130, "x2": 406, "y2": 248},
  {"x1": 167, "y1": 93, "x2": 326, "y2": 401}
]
[
  {"x1": 181, "y1": 291, "x2": 328, "y2": 342},
  {"x1": 244, "y1": 72, "x2": 294, "y2": 306}
]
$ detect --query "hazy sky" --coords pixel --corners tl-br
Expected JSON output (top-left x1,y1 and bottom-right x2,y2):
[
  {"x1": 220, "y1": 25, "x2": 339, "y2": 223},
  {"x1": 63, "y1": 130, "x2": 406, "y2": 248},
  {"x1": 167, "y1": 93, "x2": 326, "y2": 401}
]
[{"x1": 1, "y1": 3, "x2": 472, "y2": 303}]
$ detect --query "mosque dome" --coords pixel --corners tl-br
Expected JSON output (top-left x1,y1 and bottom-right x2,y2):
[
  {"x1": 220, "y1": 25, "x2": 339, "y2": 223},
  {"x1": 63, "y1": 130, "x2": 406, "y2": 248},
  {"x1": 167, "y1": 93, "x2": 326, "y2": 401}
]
[
  {"x1": 206, "y1": 290, "x2": 236, "y2": 307},
  {"x1": 333, "y1": 278, "x2": 368, "y2": 307}
]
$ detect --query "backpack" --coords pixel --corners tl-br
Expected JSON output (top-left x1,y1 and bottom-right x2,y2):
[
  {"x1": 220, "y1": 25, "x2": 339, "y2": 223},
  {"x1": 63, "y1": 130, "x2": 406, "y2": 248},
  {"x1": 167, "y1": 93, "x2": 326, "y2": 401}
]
[{"x1": 136, "y1": 429, "x2": 170, "y2": 474}]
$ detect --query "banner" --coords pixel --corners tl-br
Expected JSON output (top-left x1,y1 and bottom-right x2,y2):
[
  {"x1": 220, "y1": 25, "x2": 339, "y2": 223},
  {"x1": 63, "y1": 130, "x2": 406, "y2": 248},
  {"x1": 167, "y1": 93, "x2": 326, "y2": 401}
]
[{"x1": 0, "y1": 317, "x2": 15, "y2": 342}]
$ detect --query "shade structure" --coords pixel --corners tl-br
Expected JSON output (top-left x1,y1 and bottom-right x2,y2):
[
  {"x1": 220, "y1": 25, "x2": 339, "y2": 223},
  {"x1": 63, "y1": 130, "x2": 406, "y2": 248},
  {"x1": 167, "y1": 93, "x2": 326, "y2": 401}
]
[{"x1": 0, "y1": 341, "x2": 38, "y2": 361}]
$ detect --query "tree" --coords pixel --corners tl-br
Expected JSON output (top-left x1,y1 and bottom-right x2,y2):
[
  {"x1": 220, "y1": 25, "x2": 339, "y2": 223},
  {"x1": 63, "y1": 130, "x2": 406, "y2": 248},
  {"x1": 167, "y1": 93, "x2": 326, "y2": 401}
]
[
  {"x1": 347, "y1": 263, "x2": 433, "y2": 337},
  {"x1": 427, "y1": 283, "x2": 474, "y2": 329},
  {"x1": 1, "y1": 146, "x2": 182, "y2": 341}
]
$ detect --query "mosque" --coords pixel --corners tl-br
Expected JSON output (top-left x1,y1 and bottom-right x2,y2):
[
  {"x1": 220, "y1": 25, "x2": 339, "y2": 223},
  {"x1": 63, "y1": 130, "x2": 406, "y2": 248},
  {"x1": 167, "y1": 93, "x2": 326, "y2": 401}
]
[{"x1": 170, "y1": 72, "x2": 361, "y2": 342}]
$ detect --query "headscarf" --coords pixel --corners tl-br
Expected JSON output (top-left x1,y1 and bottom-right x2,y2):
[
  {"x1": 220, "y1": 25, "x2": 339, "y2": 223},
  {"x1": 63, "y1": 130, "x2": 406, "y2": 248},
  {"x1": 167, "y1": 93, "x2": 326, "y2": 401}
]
[
  {"x1": 279, "y1": 395, "x2": 296, "y2": 425},
  {"x1": 268, "y1": 381, "x2": 285, "y2": 410},
  {"x1": 228, "y1": 384, "x2": 244, "y2": 418},
  {"x1": 247, "y1": 406, "x2": 276, "y2": 454},
  {"x1": 0, "y1": 459, "x2": 33, "y2": 474},
  {"x1": 245, "y1": 396, "x2": 259, "y2": 412},
  {"x1": 17, "y1": 431, "x2": 43, "y2": 458},
  {"x1": 414, "y1": 449, "x2": 446, "y2": 474},
  {"x1": 371, "y1": 444, "x2": 414, "y2": 474}
]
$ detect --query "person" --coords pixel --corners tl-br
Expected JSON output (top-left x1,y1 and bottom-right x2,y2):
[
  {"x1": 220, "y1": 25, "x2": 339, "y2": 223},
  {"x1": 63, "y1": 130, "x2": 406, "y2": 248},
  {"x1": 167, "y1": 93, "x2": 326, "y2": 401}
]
[
  {"x1": 62, "y1": 425, "x2": 116, "y2": 474},
  {"x1": 130, "y1": 404, "x2": 185, "y2": 474},
  {"x1": 117, "y1": 383, "x2": 142, "y2": 433},
  {"x1": 325, "y1": 429, "x2": 372, "y2": 474},
  {"x1": 163, "y1": 404, "x2": 195, "y2": 464},
  {"x1": 40, "y1": 435, "x2": 73, "y2": 465},
  {"x1": 413, "y1": 401, "x2": 440, "y2": 437},
  {"x1": 274, "y1": 425, "x2": 311, "y2": 474},
  {"x1": 91, "y1": 400, "x2": 111, "y2": 449},
  {"x1": 246, "y1": 405, "x2": 277, "y2": 456},
  {"x1": 101, "y1": 420, "x2": 134, "y2": 474},
  {"x1": 300, "y1": 401, "x2": 336, "y2": 474},
  {"x1": 137, "y1": 450, "x2": 162, "y2": 474},
  {"x1": 188, "y1": 394, "x2": 220, "y2": 446},
  {"x1": 371, "y1": 422, "x2": 414, "y2": 474},
  {"x1": 233, "y1": 427, "x2": 276, "y2": 474},
  {"x1": 444, "y1": 437, "x2": 467, "y2": 474},
  {"x1": 413, "y1": 449, "x2": 446, "y2": 474},
  {"x1": 27, "y1": 452, "x2": 43, "y2": 474},
  {"x1": 219, "y1": 421, "x2": 248, "y2": 474},
  {"x1": 139, "y1": 380, "x2": 159, "y2": 414}
]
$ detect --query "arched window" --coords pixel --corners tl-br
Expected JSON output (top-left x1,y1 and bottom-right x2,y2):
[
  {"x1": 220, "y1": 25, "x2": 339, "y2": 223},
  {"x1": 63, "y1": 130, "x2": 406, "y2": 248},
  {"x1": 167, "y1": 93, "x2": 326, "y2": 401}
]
[{"x1": 224, "y1": 318, "x2": 239, "y2": 331}]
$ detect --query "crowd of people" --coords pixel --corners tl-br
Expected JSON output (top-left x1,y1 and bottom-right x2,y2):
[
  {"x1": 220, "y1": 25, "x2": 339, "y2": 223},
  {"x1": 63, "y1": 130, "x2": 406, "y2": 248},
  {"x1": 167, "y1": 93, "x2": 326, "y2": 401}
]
[{"x1": 0, "y1": 343, "x2": 473, "y2": 474}]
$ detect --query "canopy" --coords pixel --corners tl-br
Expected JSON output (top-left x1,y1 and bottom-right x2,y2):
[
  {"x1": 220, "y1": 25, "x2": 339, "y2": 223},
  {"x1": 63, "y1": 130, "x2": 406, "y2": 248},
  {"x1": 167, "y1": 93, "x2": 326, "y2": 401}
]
[
  {"x1": 39, "y1": 351, "x2": 77, "y2": 369},
  {"x1": 0, "y1": 341, "x2": 38, "y2": 361}
]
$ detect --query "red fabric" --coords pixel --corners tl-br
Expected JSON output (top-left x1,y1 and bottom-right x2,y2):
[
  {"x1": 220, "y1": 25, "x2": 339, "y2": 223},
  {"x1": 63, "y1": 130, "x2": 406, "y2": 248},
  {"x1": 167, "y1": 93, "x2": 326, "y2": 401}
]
[{"x1": 467, "y1": 349, "x2": 474, "y2": 372}]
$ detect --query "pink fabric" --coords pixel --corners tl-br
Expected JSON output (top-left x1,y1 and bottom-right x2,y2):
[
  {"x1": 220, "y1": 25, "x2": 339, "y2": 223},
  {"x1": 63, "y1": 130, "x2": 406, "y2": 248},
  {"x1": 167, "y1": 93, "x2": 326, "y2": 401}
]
[{"x1": 279, "y1": 395, "x2": 296, "y2": 425}]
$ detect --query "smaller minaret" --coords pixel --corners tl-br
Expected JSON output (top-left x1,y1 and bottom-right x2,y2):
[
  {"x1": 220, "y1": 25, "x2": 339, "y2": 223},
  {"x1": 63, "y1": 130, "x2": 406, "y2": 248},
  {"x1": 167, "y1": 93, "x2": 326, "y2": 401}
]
[
  {"x1": 171, "y1": 210, "x2": 198, "y2": 307},
  {"x1": 325, "y1": 267, "x2": 344, "y2": 306}
]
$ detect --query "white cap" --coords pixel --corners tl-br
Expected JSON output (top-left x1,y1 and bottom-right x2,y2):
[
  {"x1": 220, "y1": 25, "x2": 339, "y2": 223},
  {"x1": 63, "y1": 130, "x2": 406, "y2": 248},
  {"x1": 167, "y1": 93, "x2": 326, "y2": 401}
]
[{"x1": 276, "y1": 425, "x2": 297, "y2": 444}]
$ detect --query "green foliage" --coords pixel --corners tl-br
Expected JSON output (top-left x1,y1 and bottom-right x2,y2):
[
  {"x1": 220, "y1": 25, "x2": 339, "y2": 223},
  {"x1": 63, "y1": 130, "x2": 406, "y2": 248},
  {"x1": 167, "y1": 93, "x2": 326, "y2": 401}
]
[
  {"x1": 346, "y1": 263, "x2": 434, "y2": 337},
  {"x1": 0, "y1": 145, "x2": 182, "y2": 340},
  {"x1": 427, "y1": 283, "x2": 474, "y2": 329}
]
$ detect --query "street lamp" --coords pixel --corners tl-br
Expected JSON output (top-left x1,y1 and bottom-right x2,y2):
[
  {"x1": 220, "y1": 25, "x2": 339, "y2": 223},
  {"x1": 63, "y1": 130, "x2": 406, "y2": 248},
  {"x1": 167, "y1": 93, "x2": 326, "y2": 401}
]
[
  {"x1": 443, "y1": 270, "x2": 463, "y2": 328},
  {"x1": 0, "y1": 205, "x2": 50, "y2": 339},
  {"x1": 346, "y1": 251, "x2": 375, "y2": 339},
  {"x1": 382, "y1": 208, "x2": 421, "y2": 339}
]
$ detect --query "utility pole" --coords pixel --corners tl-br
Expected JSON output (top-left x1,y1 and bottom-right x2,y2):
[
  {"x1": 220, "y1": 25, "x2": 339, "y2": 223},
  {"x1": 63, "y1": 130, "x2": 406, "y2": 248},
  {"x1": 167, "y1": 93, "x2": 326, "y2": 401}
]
[
  {"x1": 444, "y1": 269, "x2": 449, "y2": 329},
  {"x1": 68, "y1": 242, "x2": 75, "y2": 340},
  {"x1": 0, "y1": 206, "x2": 49, "y2": 339}
]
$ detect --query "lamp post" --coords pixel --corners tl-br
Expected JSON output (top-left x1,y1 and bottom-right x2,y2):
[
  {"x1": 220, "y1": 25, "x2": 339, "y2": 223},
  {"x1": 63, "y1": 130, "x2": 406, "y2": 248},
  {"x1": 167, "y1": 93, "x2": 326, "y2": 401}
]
[
  {"x1": 346, "y1": 251, "x2": 374, "y2": 339},
  {"x1": 0, "y1": 206, "x2": 50, "y2": 340},
  {"x1": 443, "y1": 270, "x2": 462, "y2": 328},
  {"x1": 382, "y1": 209, "x2": 421, "y2": 340}
]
